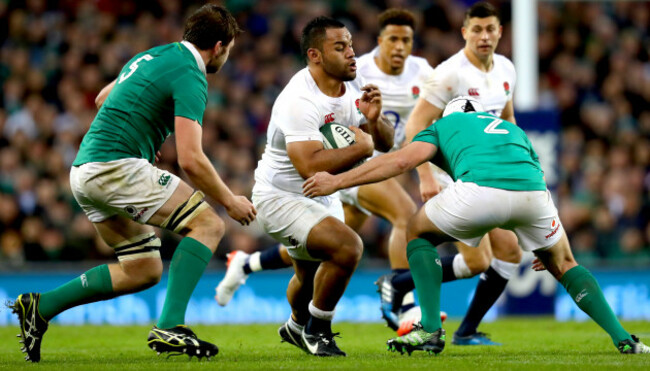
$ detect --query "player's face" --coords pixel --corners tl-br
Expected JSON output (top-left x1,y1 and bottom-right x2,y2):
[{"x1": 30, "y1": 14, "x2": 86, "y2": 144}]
[
  {"x1": 206, "y1": 39, "x2": 235, "y2": 74},
  {"x1": 377, "y1": 25, "x2": 413, "y2": 74},
  {"x1": 320, "y1": 27, "x2": 356, "y2": 81},
  {"x1": 462, "y1": 16, "x2": 502, "y2": 61}
]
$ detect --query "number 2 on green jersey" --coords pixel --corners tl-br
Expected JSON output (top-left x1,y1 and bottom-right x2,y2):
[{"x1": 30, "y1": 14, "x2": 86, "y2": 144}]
[
  {"x1": 478, "y1": 115, "x2": 509, "y2": 134},
  {"x1": 119, "y1": 54, "x2": 153, "y2": 83}
]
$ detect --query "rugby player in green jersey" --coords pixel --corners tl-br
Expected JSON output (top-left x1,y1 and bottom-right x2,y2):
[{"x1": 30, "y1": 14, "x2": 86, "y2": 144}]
[
  {"x1": 9, "y1": 4, "x2": 256, "y2": 362},
  {"x1": 303, "y1": 96, "x2": 649, "y2": 355}
]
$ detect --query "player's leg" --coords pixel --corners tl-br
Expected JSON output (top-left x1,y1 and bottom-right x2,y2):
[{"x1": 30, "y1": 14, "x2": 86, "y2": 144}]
[
  {"x1": 279, "y1": 258, "x2": 318, "y2": 352},
  {"x1": 535, "y1": 233, "x2": 648, "y2": 353},
  {"x1": 453, "y1": 228, "x2": 520, "y2": 345},
  {"x1": 11, "y1": 160, "x2": 169, "y2": 362},
  {"x1": 354, "y1": 178, "x2": 422, "y2": 329},
  {"x1": 386, "y1": 206, "x2": 452, "y2": 355},
  {"x1": 215, "y1": 243, "x2": 292, "y2": 306},
  {"x1": 296, "y1": 216, "x2": 362, "y2": 357},
  {"x1": 514, "y1": 189, "x2": 648, "y2": 354},
  {"x1": 11, "y1": 215, "x2": 161, "y2": 362},
  {"x1": 145, "y1": 181, "x2": 224, "y2": 358}
]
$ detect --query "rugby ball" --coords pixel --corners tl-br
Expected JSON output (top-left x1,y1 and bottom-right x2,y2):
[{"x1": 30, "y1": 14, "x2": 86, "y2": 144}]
[{"x1": 320, "y1": 123, "x2": 356, "y2": 149}]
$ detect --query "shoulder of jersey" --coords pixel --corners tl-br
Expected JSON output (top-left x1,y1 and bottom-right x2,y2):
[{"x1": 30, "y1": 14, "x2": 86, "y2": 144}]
[
  {"x1": 356, "y1": 52, "x2": 375, "y2": 68},
  {"x1": 493, "y1": 53, "x2": 516, "y2": 72},
  {"x1": 277, "y1": 69, "x2": 314, "y2": 100},
  {"x1": 432, "y1": 51, "x2": 464, "y2": 73}
]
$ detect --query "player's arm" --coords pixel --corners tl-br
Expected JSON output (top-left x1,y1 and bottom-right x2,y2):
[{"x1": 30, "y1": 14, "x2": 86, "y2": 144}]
[
  {"x1": 287, "y1": 126, "x2": 374, "y2": 179},
  {"x1": 303, "y1": 141, "x2": 436, "y2": 197},
  {"x1": 405, "y1": 98, "x2": 444, "y2": 201},
  {"x1": 95, "y1": 79, "x2": 116, "y2": 109},
  {"x1": 175, "y1": 116, "x2": 256, "y2": 225},
  {"x1": 358, "y1": 84, "x2": 394, "y2": 152},
  {"x1": 500, "y1": 99, "x2": 516, "y2": 124}
]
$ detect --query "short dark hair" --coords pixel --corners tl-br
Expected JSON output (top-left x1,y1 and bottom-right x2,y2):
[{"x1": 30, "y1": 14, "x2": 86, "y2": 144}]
[
  {"x1": 183, "y1": 4, "x2": 242, "y2": 50},
  {"x1": 378, "y1": 8, "x2": 416, "y2": 31},
  {"x1": 464, "y1": 2, "x2": 500, "y2": 26},
  {"x1": 300, "y1": 16, "x2": 346, "y2": 60}
]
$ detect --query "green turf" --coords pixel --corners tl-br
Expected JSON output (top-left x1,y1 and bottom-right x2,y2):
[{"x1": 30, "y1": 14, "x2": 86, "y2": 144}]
[{"x1": 0, "y1": 319, "x2": 648, "y2": 370}]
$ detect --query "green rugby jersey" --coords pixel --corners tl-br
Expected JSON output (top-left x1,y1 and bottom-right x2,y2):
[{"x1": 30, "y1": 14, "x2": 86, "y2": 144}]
[
  {"x1": 413, "y1": 112, "x2": 546, "y2": 191},
  {"x1": 73, "y1": 42, "x2": 207, "y2": 165}
]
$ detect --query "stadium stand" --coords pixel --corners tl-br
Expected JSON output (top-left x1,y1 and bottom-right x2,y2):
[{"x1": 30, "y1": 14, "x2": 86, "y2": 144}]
[{"x1": 0, "y1": 0, "x2": 648, "y2": 269}]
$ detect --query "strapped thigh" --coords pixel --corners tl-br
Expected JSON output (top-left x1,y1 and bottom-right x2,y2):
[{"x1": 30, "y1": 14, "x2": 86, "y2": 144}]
[
  {"x1": 160, "y1": 190, "x2": 210, "y2": 233},
  {"x1": 114, "y1": 232, "x2": 161, "y2": 262}
]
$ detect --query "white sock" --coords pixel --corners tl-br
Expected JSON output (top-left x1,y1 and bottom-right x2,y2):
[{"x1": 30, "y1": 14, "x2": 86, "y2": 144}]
[
  {"x1": 402, "y1": 291, "x2": 415, "y2": 306},
  {"x1": 248, "y1": 251, "x2": 262, "y2": 272},
  {"x1": 308, "y1": 301, "x2": 335, "y2": 320},
  {"x1": 287, "y1": 316, "x2": 304, "y2": 333},
  {"x1": 490, "y1": 258, "x2": 519, "y2": 280},
  {"x1": 453, "y1": 254, "x2": 473, "y2": 279}
]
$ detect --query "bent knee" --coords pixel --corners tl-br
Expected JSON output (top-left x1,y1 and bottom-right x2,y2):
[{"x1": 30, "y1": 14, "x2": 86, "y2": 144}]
[
  {"x1": 186, "y1": 210, "x2": 225, "y2": 244},
  {"x1": 333, "y1": 233, "x2": 363, "y2": 269},
  {"x1": 125, "y1": 259, "x2": 163, "y2": 289}
]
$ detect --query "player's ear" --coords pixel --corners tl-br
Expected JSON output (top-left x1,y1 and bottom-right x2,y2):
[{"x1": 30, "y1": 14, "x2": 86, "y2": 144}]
[
  {"x1": 307, "y1": 48, "x2": 322, "y2": 64},
  {"x1": 213, "y1": 40, "x2": 223, "y2": 56}
]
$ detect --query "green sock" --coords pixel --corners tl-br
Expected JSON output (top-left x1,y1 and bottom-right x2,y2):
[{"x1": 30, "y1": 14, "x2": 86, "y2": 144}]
[
  {"x1": 39, "y1": 264, "x2": 114, "y2": 320},
  {"x1": 406, "y1": 238, "x2": 442, "y2": 333},
  {"x1": 560, "y1": 265, "x2": 631, "y2": 346},
  {"x1": 157, "y1": 237, "x2": 213, "y2": 329}
]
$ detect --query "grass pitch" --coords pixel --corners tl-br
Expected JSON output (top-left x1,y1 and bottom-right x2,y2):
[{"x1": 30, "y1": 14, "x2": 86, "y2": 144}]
[{"x1": 0, "y1": 318, "x2": 648, "y2": 370}]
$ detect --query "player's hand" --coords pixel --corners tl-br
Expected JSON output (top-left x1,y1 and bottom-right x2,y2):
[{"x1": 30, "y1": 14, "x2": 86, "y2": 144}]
[
  {"x1": 349, "y1": 126, "x2": 374, "y2": 157},
  {"x1": 419, "y1": 176, "x2": 442, "y2": 202},
  {"x1": 359, "y1": 84, "x2": 382, "y2": 122},
  {"x1": 224, "y1": 195, "x2": 257, "y2": 226},
  {"x1": 303, "y1": 172, "x2": 339, "y2": 197},
  {"x1": 531, "y1": 257, "x2": 547, "y2": 271},
  {"x1": 155, "y1": 151, "x2": 162, "y2": 163}
]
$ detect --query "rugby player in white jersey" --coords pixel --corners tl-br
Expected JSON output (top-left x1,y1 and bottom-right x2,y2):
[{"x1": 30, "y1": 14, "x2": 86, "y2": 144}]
[
  {"x1": 402, "y1": 1, "x2": 521, "y2": 345},
  {"x1": 214, "y1": 8, "x2": 445, "y2": 333},
  {"x1": 251, "y1": 16, "x2": 394, "y2": 357}
]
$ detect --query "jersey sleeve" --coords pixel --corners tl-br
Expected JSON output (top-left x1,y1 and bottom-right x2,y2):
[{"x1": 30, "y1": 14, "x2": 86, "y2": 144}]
[
  {"x1": 280, "y1": 96, "x2": 322, "y2": 143},
  {"x1": 412, "y1": 123, "x2": 439, "y2": 147},
  {"x1": 171, "y1": 70, "x2": 208, "y2": 125},
  {"x1": 421, "y1": 64, "x2": 456, "y2": 110}
]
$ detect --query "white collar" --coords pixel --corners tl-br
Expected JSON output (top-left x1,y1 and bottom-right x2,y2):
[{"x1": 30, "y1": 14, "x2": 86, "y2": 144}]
[{"x1": 180, "y1": 40, "x2": 206, "y2": 76}]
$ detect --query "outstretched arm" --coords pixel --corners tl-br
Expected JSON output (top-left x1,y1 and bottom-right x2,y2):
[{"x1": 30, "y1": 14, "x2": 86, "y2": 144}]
[
  {"x1": 175, "y1": 116, "x2": 256, "y2": 225},
  {"x1": 405, "y1": 98, "x2": 444, "y2": 201},
  {"x1": 303, "y1": 141, "x2": 436, "y2": 197}
]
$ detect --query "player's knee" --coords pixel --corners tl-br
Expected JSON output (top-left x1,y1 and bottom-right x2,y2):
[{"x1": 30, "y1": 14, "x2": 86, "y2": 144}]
[
  {"x1": 389, "y1": 198, "x2": 417, "y2": 228},
  {"x1": 124, "y1": 258, "x2": 163, "y2": 290},
  {"x1": 139, "y1": 260, "x2": 163, "y2": 287},
  {"x1": 335, "y1": 233, "x2": 363, "y2": 270},
  {"x1": 185, "y1": 209, "x2": 225, "y2": 248}
]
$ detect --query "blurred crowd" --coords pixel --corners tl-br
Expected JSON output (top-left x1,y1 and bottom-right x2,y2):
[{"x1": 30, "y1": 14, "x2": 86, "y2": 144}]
[{"x1": 0, "y1": 0, "x2": 648, "y2": 268}]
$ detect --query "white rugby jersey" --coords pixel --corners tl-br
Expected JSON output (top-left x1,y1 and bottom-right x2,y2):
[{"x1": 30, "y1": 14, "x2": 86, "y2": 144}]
[
  {"x1": 254, "y1": 67, "x2": 366, "y2": 195},
  {"x1": 421, "y1": 49, "x2": 516, "y2": 117},
  {"x1": 356, "y1": 48, "x2": 434, "y2": 150}
]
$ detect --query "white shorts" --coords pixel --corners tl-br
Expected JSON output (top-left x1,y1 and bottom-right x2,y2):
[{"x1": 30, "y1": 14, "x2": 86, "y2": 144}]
[
  {"x1": 252, "y1": 190, "x2": 345, "y2": 261},
  {"x1": 70, "y1": 158, "x2": 180, "y2": 223},
  {"x1": 424, "y1": 180, "x2": 563, "y2": 251},
  {"x1": 336, "y1": 187, "x2": 371, "y2": 216}
]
